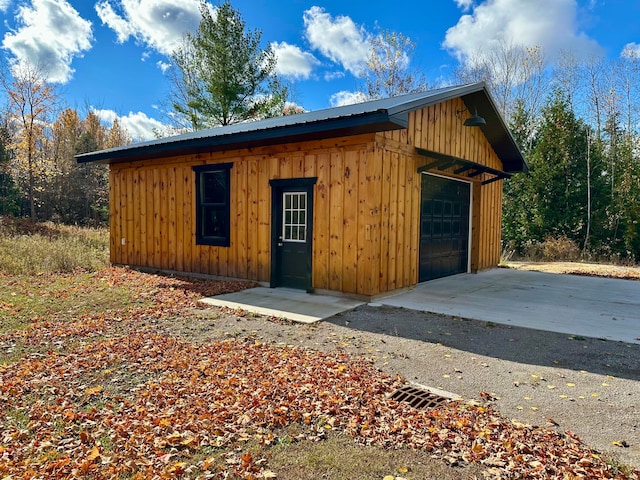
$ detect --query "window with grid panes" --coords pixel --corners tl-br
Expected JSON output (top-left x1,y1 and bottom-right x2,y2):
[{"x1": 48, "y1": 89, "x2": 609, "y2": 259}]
[
  {"x1": 282, "y1": 192, "x2": 307, "y2": 242},
  {"x1": 193, "y1": 163, "x2": 232, "y2": 246}
]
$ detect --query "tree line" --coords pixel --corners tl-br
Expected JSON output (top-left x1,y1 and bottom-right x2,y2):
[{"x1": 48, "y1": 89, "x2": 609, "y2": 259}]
[
  {"x1": 460, "y1": 46, "x2": 640, "y2": 262},
  {"x1": 0, "y1": 0, "x2": 422, "y2": 226},
  {"x1": 1, "y1": 0, "x2": 638, "y2": 263},
  {"x1": 0, "y1": 63, "x2": 131, "y2": 224}
]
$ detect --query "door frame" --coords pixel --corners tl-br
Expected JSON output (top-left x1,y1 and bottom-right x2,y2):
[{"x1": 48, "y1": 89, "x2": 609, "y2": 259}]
[
  {"x1": 419, "y1": 172, "x2": 473, "y2": 281},
  {"x1": 269, "y1": 177, "x2": 317, "y2": 291}
]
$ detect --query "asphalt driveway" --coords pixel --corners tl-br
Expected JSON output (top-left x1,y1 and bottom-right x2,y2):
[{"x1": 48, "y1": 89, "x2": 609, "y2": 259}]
[{"x1": 380, "y1": 268, "x2": 640, "y2": 344}]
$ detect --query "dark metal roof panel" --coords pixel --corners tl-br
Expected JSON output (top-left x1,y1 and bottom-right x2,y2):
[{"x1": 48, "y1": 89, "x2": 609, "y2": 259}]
[
  {"x1": 76, "y1": 111, "x2": 403, "y2": 164},
  {"x1": 76, "y1": 83, "x2": 527, "y2": 172}
]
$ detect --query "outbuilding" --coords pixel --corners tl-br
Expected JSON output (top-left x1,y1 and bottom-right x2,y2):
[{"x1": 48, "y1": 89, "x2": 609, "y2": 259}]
[{"x1": 77, "y1": 82, "x2": 526, "y2": 299}]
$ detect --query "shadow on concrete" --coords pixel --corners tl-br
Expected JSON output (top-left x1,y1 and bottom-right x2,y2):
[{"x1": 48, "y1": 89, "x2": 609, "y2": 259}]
[{"x1": 327, "y1": 304, "x2": 640, "y2": 382}]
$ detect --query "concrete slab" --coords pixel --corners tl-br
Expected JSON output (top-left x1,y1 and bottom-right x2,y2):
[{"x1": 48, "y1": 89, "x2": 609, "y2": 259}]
[
  {"x1": 200, "y1": 287, "x2": 364, "y2": 324},
  {"x1": 381, "y1": 268, "x2": 640, "y2": 344}
]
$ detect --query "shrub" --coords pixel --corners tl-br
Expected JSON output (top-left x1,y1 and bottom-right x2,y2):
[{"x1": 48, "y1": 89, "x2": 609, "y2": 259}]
[{"x1": 522, "y1": 236, "x2": 581, "y2": 262}]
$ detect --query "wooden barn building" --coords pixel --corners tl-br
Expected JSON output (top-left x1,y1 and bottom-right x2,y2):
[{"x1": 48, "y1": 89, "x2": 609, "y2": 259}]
[{"x1": 77, "y1": 83, "x2": 526, "y2": 299}]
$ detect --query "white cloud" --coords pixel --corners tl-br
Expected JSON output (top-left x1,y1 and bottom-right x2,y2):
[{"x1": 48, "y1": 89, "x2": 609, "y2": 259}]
[
  {"x1": 303, "y1": 6, "x2": 370, "y2": 75},
  {"x1": 324, "y1": 71, "x2": 345, "y2": 81},
  {"x1": 621, "y1": 42, "x2": 640, "y2": 59},
  {"x1": 443, "y1": 0, "x2": 602, "y2": 64},
  {"x1": 1, "y1": 0, "x2": 92, "y2": 83},
  {"x1": 271, "y1": 41, "x2": 318, "y2": 79},
  {"x1": 94, "y1": 108, "x2": 118, "y2": 124},
  {"x1": 94, "y1": 1, "x2": 132, "y2": 43},
  {"x1": 329, "y1": 90, "x2": 368, "y2": 107},
  {"x1": 157, "y1": 60, "x2": 171, "y2": 73},
  {"x1": 0, "y1": 0, "x2": 11, "y2": 12},
  {"x1": 95, "y1": 0, "x2": 201, "y2": 55},
  {"x1": 94, "y1": 108, "x2": 168, "y2": 141},
  {"x1": 455, "y1": 0, "x2": 475, "y2": 11}
]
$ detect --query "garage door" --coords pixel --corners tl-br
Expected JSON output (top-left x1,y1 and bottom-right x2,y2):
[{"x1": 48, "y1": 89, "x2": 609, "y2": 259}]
[{"x1": 419, "y1": 174, "x2": 471, "y2": 282}]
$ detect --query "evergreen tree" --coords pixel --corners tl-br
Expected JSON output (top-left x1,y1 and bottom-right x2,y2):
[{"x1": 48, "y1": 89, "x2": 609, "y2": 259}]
[
  {"x1": 169, "y1": 1, "x2": 288, "y2": 130},
  {"x1": 502, "y1": 100, "x2": 536, "y2": 252},
  {"x1": 604, "y1": 113, "x2": 640, "y2": 259},
  {"x1": 502, "y1": 92, "x2": 608, "y2": 254}
]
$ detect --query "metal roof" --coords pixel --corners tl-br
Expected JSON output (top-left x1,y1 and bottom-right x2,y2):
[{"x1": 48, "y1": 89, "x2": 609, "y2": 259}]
[{"x1": 76, "y1": 82, "x2": 527, "y2": 173}]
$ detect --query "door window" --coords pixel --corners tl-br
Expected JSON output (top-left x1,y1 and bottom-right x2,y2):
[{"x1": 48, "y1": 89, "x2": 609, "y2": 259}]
[{"x1": 282, "y1": 192, "x2": 307, "y2": 242}]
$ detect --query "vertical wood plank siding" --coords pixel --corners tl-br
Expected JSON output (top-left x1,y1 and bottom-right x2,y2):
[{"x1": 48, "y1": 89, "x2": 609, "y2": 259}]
[
  {"x1": 401, "y1": 97, "x2": 504, "y2": 273},
  {"x1": 110, "y1": 97, "x2": 505, "y2": 296}
]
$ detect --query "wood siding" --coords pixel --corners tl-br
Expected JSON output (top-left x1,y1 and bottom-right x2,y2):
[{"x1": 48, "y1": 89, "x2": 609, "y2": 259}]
[
  {"x1": 109, "y1": 133, "x2": 414, "y2": 296},
  {"x1": 383, "y1": 97, "x2": 504, "y2": 272},
  {"x1": 109, "y1": 97, "x2": 506, "y2": 297}
]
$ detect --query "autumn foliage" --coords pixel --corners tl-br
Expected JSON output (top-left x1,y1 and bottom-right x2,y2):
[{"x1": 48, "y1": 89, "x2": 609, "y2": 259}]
[{"x1": 0, "y1": 268, "x2": 638, "y2": 479}]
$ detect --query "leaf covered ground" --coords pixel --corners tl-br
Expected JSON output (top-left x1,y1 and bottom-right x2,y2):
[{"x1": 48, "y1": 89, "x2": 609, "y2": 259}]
[
  {"x1": 505, "y1": 261, "x2": 640, "y2": 281},
  {"x1": 1, "y1": 268, "x2": 638, "y2": 479}
]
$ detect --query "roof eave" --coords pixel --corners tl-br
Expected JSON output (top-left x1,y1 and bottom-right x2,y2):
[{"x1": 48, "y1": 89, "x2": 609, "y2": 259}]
[
  {"x1": 76, "y1": 111, "x2": 405, "y2": 165},
  {"x1": 460, "y1": 87, "x2": 528, "y2": 173},
  {"x1": 387, "y1": 82, "x2": 489, "y2": 118},
  {"x1": 385, "y1": 82, "x2": 527, "y2": 174},
  {"x1": 75, "y1": 82, "x2": 527, "y2": 174}
]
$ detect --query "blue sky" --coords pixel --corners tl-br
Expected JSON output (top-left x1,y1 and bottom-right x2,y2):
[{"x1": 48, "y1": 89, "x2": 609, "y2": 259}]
[{"x1": 1, "y1": 0, "x2": 639, "y2": 140}]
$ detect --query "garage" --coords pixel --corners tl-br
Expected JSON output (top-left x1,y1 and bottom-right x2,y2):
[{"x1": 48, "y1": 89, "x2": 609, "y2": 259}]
[
  {"x1": 419, "y1": 173, "x2": 471, "y2": 282},
  {"x1": 78, "y1": 82, "x2": 526, "y2": 299}
]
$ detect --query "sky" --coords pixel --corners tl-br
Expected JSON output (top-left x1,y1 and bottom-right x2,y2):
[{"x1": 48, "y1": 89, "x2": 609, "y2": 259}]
[{"x1": 1, "y1": 0, "x2": 640, "y2": 141}]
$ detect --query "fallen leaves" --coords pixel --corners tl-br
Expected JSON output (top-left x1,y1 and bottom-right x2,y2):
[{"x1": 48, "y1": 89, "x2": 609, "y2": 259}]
[
  {"x1": 613, "y1": 441, "x2": 631, "y2": 448},
  {"x1": 1, "y1": 267, "x2": 638, "y2": 479},
  {"x1": 87, "y1": 445, "x2": 101, "y2": 462},
  {"x1": 5, "y1": 329, "x2": 635, "y2": 479},
  {"x1": 0, "y1": 331, "x2": 392, "y2": 478}
]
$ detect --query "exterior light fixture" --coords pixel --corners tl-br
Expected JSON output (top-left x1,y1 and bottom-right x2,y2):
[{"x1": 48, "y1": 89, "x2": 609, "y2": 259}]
[{"x1": 464, "y1": 107, "x2": 486, "y2": 127}]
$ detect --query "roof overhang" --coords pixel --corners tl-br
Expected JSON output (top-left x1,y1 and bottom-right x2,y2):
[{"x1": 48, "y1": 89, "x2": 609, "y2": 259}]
[
  {"x1": 76, "y1": 111, "x2": 405, "y2": 165},
  {"x1": 416, "y1": 148, "x2": 512, "y2": 185},
  {"x1": 459, "y1": 90, "x2": 527, "y2": 173},
  {"x1": 76, "y1": 83, "x2": 527, "y2": 173}
]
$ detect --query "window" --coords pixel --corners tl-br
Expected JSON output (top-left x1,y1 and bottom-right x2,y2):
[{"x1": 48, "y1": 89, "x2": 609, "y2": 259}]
[
  {"x1": 193, "y1": 163, "x2": 232, "y2": 246},
  {"x1": 282, "y1": 192, "x2": 307, "y2": 242}
]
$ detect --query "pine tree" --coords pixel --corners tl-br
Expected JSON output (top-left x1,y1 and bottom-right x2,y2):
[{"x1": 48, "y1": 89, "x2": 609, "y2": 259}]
[
  {"x1": 502, "y1": 100, "x2": 536, "y2": 253},
  {"x1": 502, "y1": 92, "x2": 608, "y2": 255},
  {"x1": 169, "y1": 1, "x2": 287, "y2": 130}
]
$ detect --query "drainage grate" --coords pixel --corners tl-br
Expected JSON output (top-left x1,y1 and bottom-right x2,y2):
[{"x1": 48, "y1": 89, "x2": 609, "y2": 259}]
[{"x1": 390, "y1": 385, "x2": 453, "y2": 409}]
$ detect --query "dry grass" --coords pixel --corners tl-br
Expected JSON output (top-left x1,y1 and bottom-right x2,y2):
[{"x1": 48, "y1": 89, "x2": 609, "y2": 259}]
[
  {"x1": 0, "y1": 217, "x2": 109, "y2": 274},
  {"x1": 0, "y1": 271, "x2": 143, "y2": 335},
  {"x1": 504, "y1": 261, "x2": 640, "y2": 280},
  {"x1": 525, "y1": 236, "x2": 582, "y2": 262}
]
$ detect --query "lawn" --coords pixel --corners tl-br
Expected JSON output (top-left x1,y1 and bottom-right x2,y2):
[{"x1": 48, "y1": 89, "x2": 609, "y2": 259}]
[{"x1": 1, "y1": 222, "x2": 638, "y2": 479}]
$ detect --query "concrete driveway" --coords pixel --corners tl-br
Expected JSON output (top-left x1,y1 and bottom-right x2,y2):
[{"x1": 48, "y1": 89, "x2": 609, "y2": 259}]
[{"x1": 380, "y1": 268, "x2": 640, "y2": 344}]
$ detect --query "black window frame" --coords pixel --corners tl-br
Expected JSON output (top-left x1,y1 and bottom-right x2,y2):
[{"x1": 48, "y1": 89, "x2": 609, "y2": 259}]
[{"x1": 193, "y1": 163, "x2": 233, "y2": 247}]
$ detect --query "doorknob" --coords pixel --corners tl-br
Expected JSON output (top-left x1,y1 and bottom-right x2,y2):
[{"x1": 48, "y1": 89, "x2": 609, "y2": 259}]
[{"x1": 277, "y1": 242, "x2": 283, "y2": 247}]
